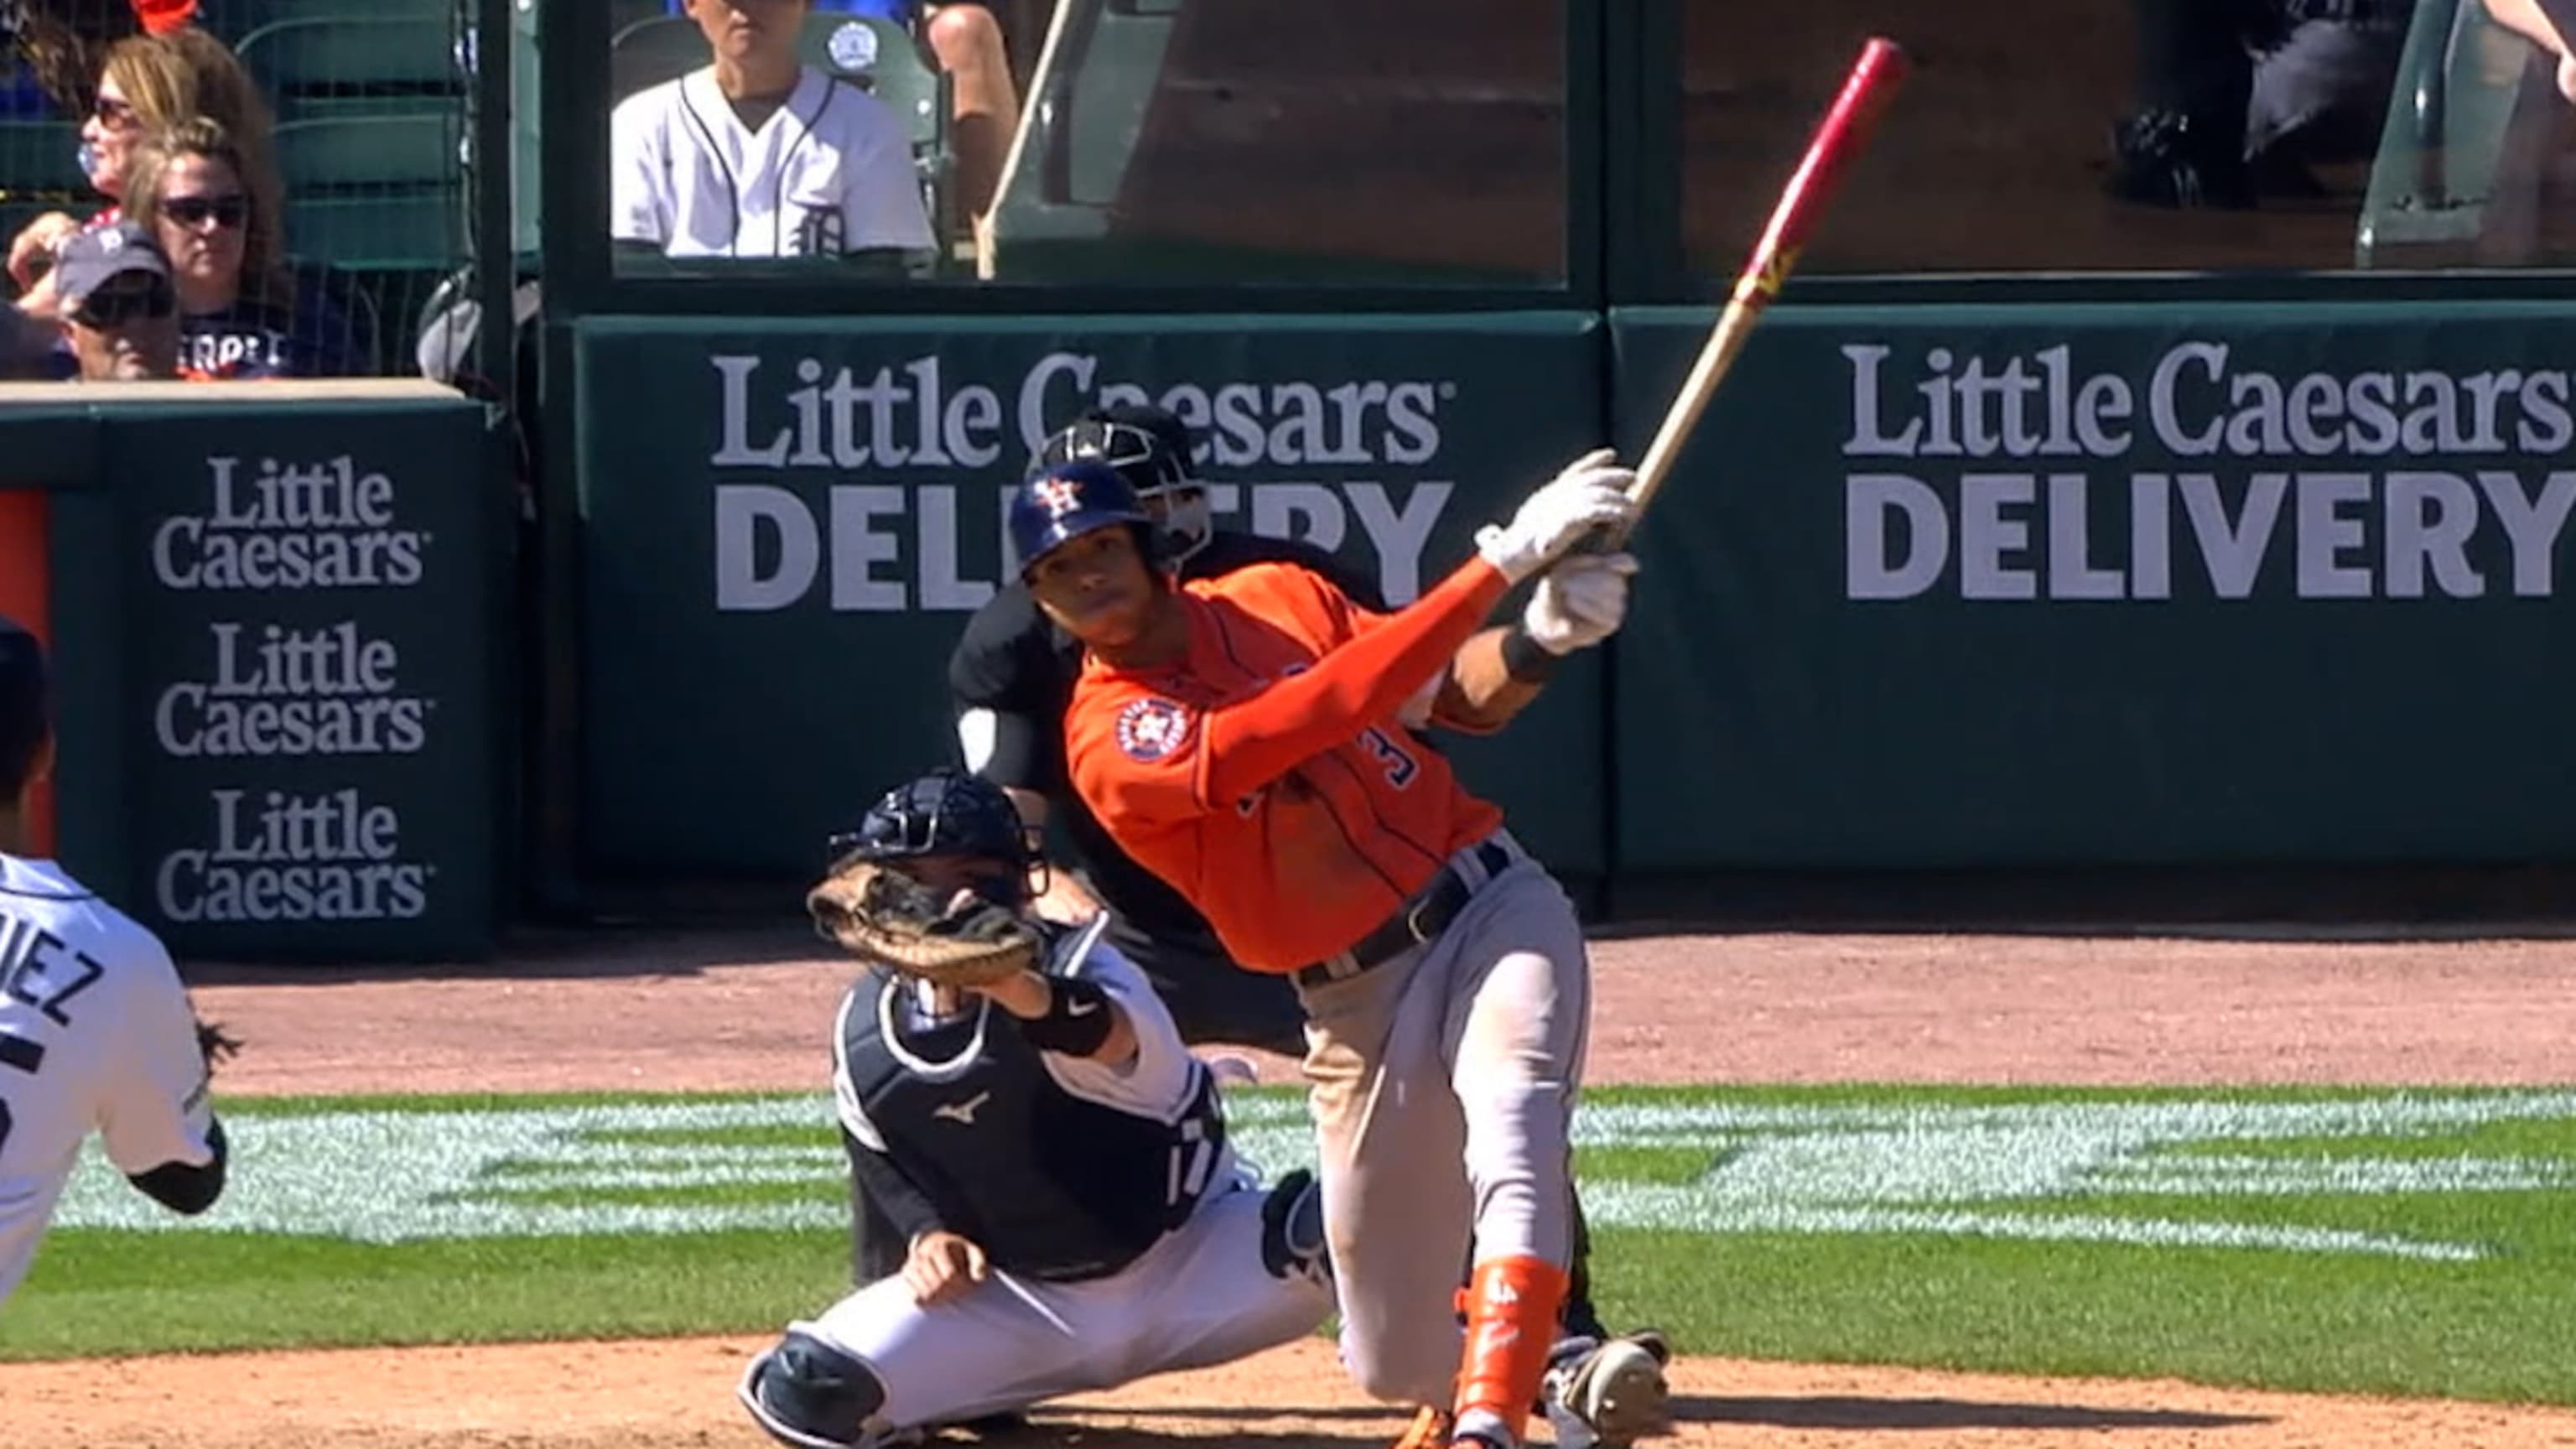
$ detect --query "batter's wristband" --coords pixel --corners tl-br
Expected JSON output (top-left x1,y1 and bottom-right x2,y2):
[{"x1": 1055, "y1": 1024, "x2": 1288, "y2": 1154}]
[
  {"x1": 1500, "y1": 625, "x2": 1565, "y2": 683},
  {"x1": 1018, "y1": 976, "x2": 1116, "y2": 1057}
]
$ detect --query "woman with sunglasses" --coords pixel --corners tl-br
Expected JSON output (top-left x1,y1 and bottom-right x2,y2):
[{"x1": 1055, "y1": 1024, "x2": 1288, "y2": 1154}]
[
  {"x1": 124, "y1": 117, "x2": 367, "y2": 379},
  {"x1": 4, "y1": 26, "x2": 274, "y2": 322}
]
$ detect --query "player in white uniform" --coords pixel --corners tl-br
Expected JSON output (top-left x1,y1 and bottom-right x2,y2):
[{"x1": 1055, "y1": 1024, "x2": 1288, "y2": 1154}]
[
  {"x1": 0, "y1": 615, "x2": 230, "y2": 1308},
  {"x1": 739, "y1": 770, "x2": 1332, "y2": 1447},
  {"x1": 611, "y1": 0, "x2": 937, "y2": 260}
]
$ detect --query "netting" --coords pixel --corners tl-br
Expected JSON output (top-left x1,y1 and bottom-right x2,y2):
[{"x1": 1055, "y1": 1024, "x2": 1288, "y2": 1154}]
[{"x1": 3, "y1": 0, "x2": 505, "y2": 380}]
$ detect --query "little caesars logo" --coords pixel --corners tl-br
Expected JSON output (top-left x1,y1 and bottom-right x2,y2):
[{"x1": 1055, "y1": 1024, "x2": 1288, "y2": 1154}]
[
  {"x1": 156, "y1": 621, "x2": 431, "y2": 758},
  {"x1": 150, "y1": 452, "x2": 439, "y2": 924},
  {"x1": 707, "y1": 351, "x2": 1455, "y2": 611},
  {"x1": 1842, "y1": 341, "x2": 2576, "y2": 601},
  {"x1": 156, "y1": 788, "x2": 431, "y2": 923},
  {"x1": 154, "y1": 455, "x2": 428, "y2": 590}
]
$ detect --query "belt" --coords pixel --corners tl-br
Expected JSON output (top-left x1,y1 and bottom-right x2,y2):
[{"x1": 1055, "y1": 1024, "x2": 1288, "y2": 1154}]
[{"x1": 1294, "y1": 839, "x2": 1515, "y2": 991}]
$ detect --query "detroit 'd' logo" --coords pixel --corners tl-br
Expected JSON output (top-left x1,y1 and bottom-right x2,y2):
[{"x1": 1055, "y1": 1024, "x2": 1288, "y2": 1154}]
[{"x1": 1114, "y1": 698, "x2": 1191, "y2": 762}]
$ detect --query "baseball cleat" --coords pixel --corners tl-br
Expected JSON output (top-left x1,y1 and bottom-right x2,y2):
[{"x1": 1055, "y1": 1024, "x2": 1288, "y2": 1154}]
[{"x1": 1541, "y1": 1334, "x2": 1670, "y2": 1448}]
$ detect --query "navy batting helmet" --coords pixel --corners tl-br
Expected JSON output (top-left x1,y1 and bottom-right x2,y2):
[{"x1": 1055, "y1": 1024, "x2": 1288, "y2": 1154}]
[
  {"x1": 1038, "y1": 404, "x2": 1212, "y2": 564},
  {"x1": 1008, "y1": 459, "x2": 1154, "y2": 578},
  {"x1": 827, "y1": 769, "x2": 1034, "y2": 878}
]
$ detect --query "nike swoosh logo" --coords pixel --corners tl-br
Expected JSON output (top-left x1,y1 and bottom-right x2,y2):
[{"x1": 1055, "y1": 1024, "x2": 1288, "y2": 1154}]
[{"x1": 1066, "y1": 997, "x2": 1099, "y2": 1017}]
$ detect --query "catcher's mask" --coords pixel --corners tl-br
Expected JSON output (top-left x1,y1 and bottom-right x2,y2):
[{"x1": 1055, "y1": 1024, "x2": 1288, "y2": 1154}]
[
  {"x1": 1037, "y1": 403, "x2": 1212, "y2": 566},
  {"x1": 824, "y1": 769, "x2": 1039, "y2": 906}
]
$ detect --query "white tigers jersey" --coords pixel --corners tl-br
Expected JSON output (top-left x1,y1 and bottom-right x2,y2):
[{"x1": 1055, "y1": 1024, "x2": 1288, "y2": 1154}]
[
  {"x1": 0, "y1": 854, "x2": 217, "y2": 1306},
  {"x1": 610, "y1": 65, "x2": 936, "y2": 259}
]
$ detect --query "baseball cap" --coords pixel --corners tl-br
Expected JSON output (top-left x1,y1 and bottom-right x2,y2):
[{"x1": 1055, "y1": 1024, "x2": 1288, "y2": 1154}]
[{"x1": 53, "y1": 222, "x2": 175, "y2": 323}]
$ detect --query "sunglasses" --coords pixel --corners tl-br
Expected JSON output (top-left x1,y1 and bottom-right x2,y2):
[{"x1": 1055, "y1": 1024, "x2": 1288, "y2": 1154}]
[
  {"x1": 91, "y1": 95, "x2": 138, "y2": 127},
  {"x1": 163, "y1": 195, "x2": 250, "y2": 230},
  {"x1": 72, "y1": 282, "x2": 175, "y2": 329}
]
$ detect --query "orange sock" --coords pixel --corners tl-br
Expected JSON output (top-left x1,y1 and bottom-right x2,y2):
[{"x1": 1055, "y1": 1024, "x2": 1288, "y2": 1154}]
[{"x1": 1450, "y1": 1255, "x2": 1567, "y2": 1443}]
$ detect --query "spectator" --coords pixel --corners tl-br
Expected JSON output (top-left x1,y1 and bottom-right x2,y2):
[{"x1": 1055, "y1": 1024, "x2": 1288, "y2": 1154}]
[
  {"x1": 613, "y1": 0, "x2": 936, "y2": 260},
  {"x1": 52, "y1": 220, "x2": 184, "y2": 382},
  {"x1": 895, "y1": 2, "x2": 1019, "y2": 222},
  {"x1": 2485, "y1": 0, "x2": 2576, "y2": 99},
  {"x1": 2106, "y1": 0, "x2": 2413, "y2": 209},
  {"x1": 670, "y1": 0, "x2": 1023, "y2": 222},
  {"x1": 6, "y1": 25, "x2": 276, "y2": 319},
  {"x1": 2, "y1": 0, "x2": 195, "y2": 127},
  {"x1": 125, "y1": 117, "x2": 369, "y2": 378}
]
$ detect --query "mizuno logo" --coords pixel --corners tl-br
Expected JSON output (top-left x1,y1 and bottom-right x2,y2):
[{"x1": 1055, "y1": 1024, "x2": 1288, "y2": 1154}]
[{"x1": 932, "y1": 1091, "x2": 993, "y2": 1125}]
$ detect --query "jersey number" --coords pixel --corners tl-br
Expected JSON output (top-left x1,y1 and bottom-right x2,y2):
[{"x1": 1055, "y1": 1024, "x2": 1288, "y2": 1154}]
[
  {"x1": 0, "y1": 1036, "x2": 41, "y2": 1158},
  {"x1": 1164, "y1": 1117, "x2": 1216, "y2": 1211},
  {"x1": 1359, "y1": 727, "x2": 1419, "y2": 787}
]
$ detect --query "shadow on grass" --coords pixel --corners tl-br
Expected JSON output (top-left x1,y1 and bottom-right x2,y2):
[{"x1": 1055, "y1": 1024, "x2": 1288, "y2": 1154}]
[{"x1": 1675, "y1": 1391, "x2": 2271, "y2": 1430}]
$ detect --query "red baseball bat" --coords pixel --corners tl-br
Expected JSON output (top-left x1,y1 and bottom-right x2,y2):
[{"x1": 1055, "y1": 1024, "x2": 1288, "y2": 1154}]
[{"x1": 1616, "y1": 37, "x2": 1909, "y2": 538}]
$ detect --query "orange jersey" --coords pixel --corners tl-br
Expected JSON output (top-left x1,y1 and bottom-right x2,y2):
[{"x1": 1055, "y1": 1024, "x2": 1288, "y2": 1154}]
[{"x1": 1066, "y1": 558, "x2": 1511, "y2": 973}]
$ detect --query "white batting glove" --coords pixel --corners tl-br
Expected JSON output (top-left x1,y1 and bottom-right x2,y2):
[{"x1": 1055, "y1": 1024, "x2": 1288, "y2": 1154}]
[
  {"x1": 1521, "y1": 551, "x2": 1639, "y2": 655},
  {"x1": 1474, "y1": 449, "x2": 1638, "y2": 584}
]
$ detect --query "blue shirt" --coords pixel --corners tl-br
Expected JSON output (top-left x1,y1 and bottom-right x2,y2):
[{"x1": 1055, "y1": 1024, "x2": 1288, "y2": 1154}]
[{"x1": 179, "y1": 276, "x2": 373, "y2": 380}]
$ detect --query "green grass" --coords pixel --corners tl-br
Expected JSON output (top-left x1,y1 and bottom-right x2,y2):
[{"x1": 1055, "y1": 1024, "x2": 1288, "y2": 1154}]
[
  {"x1": 4, "y1": 1229, "x2": 843, "y2": 1355},
  {"x1": 8, "y1": 1083, "x2": 2576, "y2": 1406},
  {"x1": 1592, "y1": 1229, "x2": 2576, "y2": 1402}
]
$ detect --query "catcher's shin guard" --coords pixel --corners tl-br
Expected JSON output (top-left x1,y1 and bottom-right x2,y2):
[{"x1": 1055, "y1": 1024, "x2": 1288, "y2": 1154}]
[{"x1": 1447, "y1": 1255, "x2": 1567, "y2": 1447}]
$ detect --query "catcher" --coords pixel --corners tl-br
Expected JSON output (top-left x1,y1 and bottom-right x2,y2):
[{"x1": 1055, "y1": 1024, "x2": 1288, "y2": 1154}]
[
  {"x1": 0, "y1": 614, "x2": 232, "y2": 1308},
  {"x1": 740, "y1": 767, "x2": 1333, "y2": 1447}
]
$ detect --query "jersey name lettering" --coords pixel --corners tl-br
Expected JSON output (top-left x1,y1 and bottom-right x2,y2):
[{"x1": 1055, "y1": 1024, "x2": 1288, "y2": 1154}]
[{"x1": 0, "y1": 914, "x2": 105, "y2": 1028}]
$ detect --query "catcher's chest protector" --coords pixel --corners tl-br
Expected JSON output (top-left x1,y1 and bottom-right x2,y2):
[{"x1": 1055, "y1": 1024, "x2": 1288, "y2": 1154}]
[{"x1": 839, "y1": 981, "x2": 1227, "y2": 1282}]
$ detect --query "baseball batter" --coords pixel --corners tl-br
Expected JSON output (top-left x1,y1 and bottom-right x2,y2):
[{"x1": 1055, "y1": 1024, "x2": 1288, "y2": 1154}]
[
  {"x1": 946, "y1": 404, "x2": 1645, "y2": 1353},
  {"x1": 1023, "y1": 457, "x2": 1666, "y2": 1449},
  {"x1": 740, "y1": 769, "x2": 1332, "y2": 1447},
  {"x1": 0, "y1": 615, "x2": 231, "y2": 1308}
]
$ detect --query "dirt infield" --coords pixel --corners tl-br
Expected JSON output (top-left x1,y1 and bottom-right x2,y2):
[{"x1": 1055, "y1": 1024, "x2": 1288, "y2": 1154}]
[{"x1": 11, "y1": 926, "x2": 2576, "y2": 1449}]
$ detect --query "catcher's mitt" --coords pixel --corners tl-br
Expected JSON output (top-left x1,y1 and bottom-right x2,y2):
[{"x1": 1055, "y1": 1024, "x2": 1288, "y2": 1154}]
[{"x1": 807, "y1": 860, "x2": 1042, "y2": 988}]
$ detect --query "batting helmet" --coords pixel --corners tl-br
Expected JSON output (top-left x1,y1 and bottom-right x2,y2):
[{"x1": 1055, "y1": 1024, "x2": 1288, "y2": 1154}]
[
  {"x1": 1007, "y1": 459, "x2": 1156, "y2": 578},
  {"x1": 1037, "y1": 404, "x2": 1212, "y2": 564},
  {"x1": 826, "y1": 769, "x2": 1035, "y2": 880}
]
